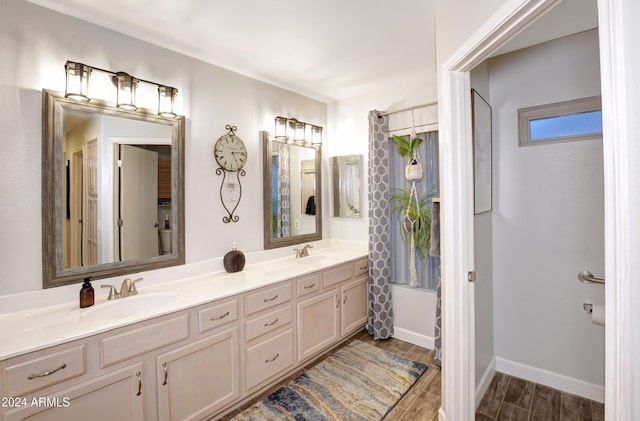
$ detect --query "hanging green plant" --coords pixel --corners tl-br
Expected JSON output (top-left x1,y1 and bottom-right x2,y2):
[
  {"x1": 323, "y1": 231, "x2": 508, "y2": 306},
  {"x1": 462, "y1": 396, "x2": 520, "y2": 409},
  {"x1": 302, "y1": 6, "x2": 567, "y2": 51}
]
[
  {"x1": 390, "y1": 186, "x2": 437, "y2": 260},
  {"x1": 392, "y1": 134, "x2": 424, "y2": 163}
]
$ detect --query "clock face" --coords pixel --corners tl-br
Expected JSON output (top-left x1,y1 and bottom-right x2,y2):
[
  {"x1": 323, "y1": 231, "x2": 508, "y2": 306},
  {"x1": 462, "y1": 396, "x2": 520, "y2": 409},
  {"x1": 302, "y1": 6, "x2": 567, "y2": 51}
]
[{"x1": 214, "y1": 134, "x2": 247, "y2": 171}]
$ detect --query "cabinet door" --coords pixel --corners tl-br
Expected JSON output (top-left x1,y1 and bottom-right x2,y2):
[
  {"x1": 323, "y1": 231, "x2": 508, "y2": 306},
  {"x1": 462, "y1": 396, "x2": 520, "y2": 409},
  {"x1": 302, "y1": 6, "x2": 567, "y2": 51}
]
[
  {"x1": 297, "y1": 289, "x2": 339, "y2": 362},
  {"x1": 4, "y1": 364, "x2": 144, "y2": 421},
  {"x1": 157, "y1": 327, "x2": 240, "y2": 421},
  {"x1": 341, "y1": 277, "x2": 368, "y2": 336}
]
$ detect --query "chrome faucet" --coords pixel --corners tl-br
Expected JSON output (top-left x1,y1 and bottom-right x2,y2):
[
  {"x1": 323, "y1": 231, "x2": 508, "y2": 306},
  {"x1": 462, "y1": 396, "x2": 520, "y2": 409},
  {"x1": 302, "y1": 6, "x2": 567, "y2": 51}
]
[
  {"x1": 294, "y1": 245, "x2": 313, "y2": 258},
  {"x1": 102, "y1": 277, "x2": 143, "y2": 300}
]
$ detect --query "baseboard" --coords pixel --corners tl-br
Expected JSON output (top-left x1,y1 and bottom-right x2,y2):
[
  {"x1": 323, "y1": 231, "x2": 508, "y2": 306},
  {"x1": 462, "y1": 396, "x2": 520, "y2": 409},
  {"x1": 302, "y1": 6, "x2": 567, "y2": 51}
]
[
  {"x1": 495, "y1": 357, "x2": 604, "y2": 403},
  {"x1": 475, "y1": 357, "x2": 496, "y2": 408},
  {"x1": 438, "y1": 407, "x2": 446, "y2": 421},
  {"x1": 392, "y1": 327, "x2": 435, "y2": 350}
]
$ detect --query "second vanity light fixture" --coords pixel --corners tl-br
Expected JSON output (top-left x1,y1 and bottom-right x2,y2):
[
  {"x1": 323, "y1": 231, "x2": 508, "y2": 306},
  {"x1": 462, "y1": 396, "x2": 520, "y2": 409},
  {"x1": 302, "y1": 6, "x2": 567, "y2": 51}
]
[
  {"x1": 64, "y1": 60, "x2": 179, "y2": 118},
  {"x1": 274, "y1": 116, "x2": 322, "y2": 146}
]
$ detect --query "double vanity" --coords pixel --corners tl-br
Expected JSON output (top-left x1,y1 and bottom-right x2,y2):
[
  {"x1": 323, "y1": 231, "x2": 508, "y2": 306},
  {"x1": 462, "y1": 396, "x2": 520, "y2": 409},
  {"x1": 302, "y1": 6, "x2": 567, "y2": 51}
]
[{"x1": 0, "y1": 245, "x2": 368, "y2": 420}]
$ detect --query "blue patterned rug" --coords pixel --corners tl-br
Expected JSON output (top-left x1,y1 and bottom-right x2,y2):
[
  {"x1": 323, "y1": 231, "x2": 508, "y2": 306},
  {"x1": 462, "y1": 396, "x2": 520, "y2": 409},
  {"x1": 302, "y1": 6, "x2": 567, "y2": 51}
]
[{"x1": 231, "y1": 340, "x2": 427, "y2": 420}]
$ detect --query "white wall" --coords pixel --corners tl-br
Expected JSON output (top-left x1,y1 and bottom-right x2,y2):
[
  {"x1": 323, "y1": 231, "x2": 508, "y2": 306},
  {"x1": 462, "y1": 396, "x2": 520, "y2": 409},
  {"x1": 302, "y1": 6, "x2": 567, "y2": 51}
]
[
  {"x1": 0, "y1": 0, "x2": 326, "y2": 298},
  {"x1": 326, "y1": 74, "x2": 438, "y2": 242},
  {"x1": 489, "y1": 29, "x2": 605, "y2": 399}
]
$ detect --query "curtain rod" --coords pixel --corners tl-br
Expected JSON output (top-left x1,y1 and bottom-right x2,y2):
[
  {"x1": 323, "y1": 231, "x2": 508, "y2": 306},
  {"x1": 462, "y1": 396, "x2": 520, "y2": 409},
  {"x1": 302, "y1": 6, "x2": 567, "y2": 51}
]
[{"x1": 377, "y1": 101, "x2": 438, "y2": 118}]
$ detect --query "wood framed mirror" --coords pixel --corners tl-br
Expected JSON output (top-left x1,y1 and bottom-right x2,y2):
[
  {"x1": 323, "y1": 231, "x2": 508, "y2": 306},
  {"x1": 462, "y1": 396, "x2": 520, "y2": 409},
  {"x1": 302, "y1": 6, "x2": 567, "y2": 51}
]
[
  {"x1": 42, "y1": 90, "x2": 185, "y2": 288},
  {"x1": 262, "y1": 131, "x2": 322, "y2": 249}
]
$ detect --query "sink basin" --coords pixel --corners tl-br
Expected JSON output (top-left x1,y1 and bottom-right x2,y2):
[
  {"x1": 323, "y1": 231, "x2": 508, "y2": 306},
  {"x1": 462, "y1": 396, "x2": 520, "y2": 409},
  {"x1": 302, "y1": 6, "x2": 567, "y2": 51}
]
[
  {"x1": 296, "y1": 253, "x2": 339, "y2": 265},
  {"x1": 80, "y1": 293, "x2": 177, "y2": 322}
]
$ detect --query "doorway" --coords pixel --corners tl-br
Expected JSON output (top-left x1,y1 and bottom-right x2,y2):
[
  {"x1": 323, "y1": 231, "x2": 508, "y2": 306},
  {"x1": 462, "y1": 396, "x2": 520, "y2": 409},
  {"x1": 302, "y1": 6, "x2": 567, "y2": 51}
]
[{"x1": 472, "y1": 27, "x2": 605, "y2": 406}]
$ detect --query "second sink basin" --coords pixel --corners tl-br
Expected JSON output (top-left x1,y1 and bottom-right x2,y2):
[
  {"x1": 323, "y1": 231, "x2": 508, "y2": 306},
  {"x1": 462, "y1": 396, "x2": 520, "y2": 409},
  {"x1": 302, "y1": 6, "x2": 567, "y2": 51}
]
[
  {"x1": 296, "y1": 253, "x2": 339, "y2": 265},
  {"x1": 80, "y1": 293, "x2": 177, "y2": 322}
]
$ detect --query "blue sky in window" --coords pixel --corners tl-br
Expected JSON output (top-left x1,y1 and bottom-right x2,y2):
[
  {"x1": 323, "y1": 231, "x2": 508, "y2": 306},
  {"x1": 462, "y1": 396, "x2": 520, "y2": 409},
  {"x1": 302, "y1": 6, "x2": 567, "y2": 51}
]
[{"x1": 530, "y1": 110, "x2": 602, "y2": 140}]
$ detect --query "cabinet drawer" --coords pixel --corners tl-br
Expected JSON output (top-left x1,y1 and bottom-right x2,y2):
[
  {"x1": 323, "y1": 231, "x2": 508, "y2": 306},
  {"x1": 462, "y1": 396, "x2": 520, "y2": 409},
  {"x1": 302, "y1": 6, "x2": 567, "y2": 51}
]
[
  {"x1": 4, "y1": 363, "x2": 144, "y2": 421},
  {"x1": 355, "y1": 259, "x2": 369, "y2": 277},
  {"x1": 100, "y1": 315, "x2": 188, "y2": 367},
  {"x1": 295, "y1": 274, "x2": 321, "y2": 297},
  {"x1": 4, "y1": 345, "x2": 85, "y2": 397},
  {"x1": 244, "y1": 283, "x2": 292, "y2": 316},
  {"x1": 198, "y1": 299, "x2": 238, "y2": 333},
  {"x1": 245, "y1": 306, "x2": 292, "y2": 342},
  {"x1": 245, "y1": 329, "x2": 293, "y2": 390},
  {"x1": 323, "y1": 263, "x2": 354, "y2": 288}
]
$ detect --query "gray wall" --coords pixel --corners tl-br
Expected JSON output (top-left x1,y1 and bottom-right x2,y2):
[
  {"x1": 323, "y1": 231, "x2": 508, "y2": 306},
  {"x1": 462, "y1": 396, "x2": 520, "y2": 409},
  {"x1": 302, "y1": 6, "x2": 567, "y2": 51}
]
[{"x1": 489, "y1": 29, "x2": 605, "y2": 399}]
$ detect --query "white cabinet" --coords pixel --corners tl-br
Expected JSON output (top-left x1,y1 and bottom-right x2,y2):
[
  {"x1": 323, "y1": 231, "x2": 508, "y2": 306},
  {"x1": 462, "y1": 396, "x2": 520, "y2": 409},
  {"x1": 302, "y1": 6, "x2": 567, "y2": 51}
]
[
  {"x1": 340, "y1": 276, "x2": 368, "y2": 336},
  {"x1": 243, "y1": 281, "x2": 294, "y2": 392},
  {"x1": 245, "y1": 328, "x2": 294, "y2": 391},
  {"x1": 156, "y1": 327, "x2": 240, "y2": 421},
  {"x1": 1, "y1": 256, "x2": 368, "y2": 421},
  {"x1": 297, "y1": 289, "x2": 340, "y2": 362},
  {"x1": 297, "y1": 259, "x2": 368, "y2": 363},
  {"x1": 4, "y1": 363, "x2": 144, "y2": 421}
]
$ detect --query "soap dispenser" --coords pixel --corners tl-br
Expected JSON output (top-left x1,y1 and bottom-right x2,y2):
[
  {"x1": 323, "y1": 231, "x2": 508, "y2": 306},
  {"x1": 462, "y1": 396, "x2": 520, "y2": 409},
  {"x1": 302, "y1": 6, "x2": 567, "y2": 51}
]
[
  {"x1": 223, "y1": 242, "x2": 245, "y2": 273},
  {"x1": 79, "y1": 277, "x2": 94, "y2": 308}
]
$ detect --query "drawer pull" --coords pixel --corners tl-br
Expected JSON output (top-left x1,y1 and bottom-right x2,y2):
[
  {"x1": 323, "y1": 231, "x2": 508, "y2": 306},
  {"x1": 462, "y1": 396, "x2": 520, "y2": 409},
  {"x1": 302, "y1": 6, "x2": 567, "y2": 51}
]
[
  {"x1": 162, "y1": 362, "x2": 168, "y2": 386},
  {"x1": 27, "y1": 363, "x2": 67, "y2": 380},
  {"x1": 210, "y1": 311, "x2": 230, "y2": 321},
  {"x1": 264, "y1": 318, "x2": 279, "y2": 327},
  {"x1": 263, "y1": 294, "x2": 279, "y2": 303},
  {"x1": 265, "y1": 353, "x2": 280, "y2": 363},
  {"x1": 359, "y1": 265, "x2": 368, "y2": 271},
  {"x1": 136, "y1": 371, "x2": 142, "y2": 396},
  {"x1": 303, "y1": 283, "x2": 316, "y2": 289}
]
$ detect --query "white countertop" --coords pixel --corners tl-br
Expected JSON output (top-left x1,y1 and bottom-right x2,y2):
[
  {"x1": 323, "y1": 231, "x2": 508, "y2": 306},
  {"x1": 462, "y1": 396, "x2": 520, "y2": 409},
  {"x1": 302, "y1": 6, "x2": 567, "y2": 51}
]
[{"x1": 0, "y1": 243, "x2": 368, "y2": 361}]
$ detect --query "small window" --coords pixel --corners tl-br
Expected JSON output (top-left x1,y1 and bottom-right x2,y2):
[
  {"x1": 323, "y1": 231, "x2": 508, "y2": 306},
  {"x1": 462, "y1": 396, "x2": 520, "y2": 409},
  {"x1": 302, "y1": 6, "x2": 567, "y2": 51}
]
[{"x1": 518, "y1": 96, "x2": 602, "y2": 146}]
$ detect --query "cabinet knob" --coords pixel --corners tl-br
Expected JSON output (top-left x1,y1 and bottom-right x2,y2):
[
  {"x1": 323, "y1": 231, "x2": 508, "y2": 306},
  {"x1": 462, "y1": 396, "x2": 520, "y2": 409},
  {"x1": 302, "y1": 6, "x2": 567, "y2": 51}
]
[
  {"x1": 162, "y1": 362, "x2": 168, "y2": 386},
  {"x1": 264, "y1": 317, "x2": 279, "y2": 327},
  {"x1": 136, "y1": 371, "x2": 142, "y2": 396},
  {"x1": 27, "y1": 363, "x2": 67, "y2": 380},
  {"x1": 263, "y1": 294, "x2": 279, "y2": 303},
  {"x1": 265, "y1": 353, "x2": 280, "y2": 363},
  {"x1": 210, "y1": 311, "x2": 230, "y2": 321}
]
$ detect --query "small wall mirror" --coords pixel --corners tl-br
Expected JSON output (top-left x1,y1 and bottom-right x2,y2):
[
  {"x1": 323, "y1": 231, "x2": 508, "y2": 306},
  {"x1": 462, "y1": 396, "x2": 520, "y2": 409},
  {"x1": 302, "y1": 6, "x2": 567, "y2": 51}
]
[
  {"x1": 262, "y1": 131, "x2": 322, "y2": 249},
  {"x1": 43, "y1": 90, "x2": 185, "y2": 288},
  {"x1": 331, "y1": 155, "x2": 362, "y2": 218}
]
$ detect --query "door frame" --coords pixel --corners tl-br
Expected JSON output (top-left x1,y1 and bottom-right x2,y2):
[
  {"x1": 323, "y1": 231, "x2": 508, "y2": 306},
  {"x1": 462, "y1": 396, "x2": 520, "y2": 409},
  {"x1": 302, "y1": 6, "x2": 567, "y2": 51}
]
[{"x1": 437, "y1": 0, "x2": 630, "y2": 419}]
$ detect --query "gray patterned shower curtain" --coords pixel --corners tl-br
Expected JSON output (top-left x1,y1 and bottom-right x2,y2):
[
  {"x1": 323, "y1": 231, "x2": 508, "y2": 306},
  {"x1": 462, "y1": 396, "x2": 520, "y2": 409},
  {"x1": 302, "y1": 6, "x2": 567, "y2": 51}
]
[{"x1": 367, "y1": 110, "x2": 394, "y2": 340}]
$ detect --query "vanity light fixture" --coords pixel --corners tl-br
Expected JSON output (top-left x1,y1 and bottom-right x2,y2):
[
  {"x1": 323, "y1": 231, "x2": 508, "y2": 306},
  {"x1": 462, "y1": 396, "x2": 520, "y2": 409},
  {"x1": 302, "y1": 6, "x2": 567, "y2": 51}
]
[
  {"x1": 273, "y1": 116, "x2": 322, "y2": 146},
  {"x1": 63, "y1": 60, "x2": 179, "y2": 118},
  {"x1": 274, "y1": 116, "x2": 287, "y2": 139},
  {"x1": 64, "y1": 61, "x2": 91, "y2": 102},
  {"x1": 293, "y1": 120, "x2": 306, "y2": 143},
  {"x1": 311, "y1": 125, "x2": 323, "y2": 145},
  {"x1": 158, "y1": 86, "x2": 178, "y2": 118},
  {"x1": 115, "y1": 72, "x2": 139, "y2": 111}
]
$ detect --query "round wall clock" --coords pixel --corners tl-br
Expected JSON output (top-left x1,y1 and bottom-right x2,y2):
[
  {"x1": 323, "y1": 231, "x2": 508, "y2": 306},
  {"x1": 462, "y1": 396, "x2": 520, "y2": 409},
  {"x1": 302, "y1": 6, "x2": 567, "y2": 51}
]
[
  {"x1": 215, "y1": 125, "x2": 247, "y2": 223},
  {"x1": 214, "y1": 125, "x2": 247, "y2": 171}
]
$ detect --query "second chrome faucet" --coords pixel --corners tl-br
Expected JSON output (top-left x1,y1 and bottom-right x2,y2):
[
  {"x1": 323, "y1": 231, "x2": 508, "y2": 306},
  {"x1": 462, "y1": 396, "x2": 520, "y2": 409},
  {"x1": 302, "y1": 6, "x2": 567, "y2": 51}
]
[{"x1": 102, "y1": 277, "x2": 143, "y2": 300}]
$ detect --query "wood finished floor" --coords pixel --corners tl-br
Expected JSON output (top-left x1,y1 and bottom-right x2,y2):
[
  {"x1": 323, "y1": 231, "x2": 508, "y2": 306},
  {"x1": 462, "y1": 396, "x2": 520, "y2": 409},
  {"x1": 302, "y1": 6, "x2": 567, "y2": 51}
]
[
  {"x1": 218, "y1": 331, "x2": 603, "y2": 421},
  {"x1": 476, "y1": 372, "x2": 604, "y2": 421}
]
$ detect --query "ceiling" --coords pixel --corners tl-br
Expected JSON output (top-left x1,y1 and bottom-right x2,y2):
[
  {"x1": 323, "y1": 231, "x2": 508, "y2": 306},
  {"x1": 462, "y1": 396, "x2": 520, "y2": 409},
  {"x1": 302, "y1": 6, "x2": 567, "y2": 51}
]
[{"x1": 25, "y1": 0, "x2": 597, "y2": 103}]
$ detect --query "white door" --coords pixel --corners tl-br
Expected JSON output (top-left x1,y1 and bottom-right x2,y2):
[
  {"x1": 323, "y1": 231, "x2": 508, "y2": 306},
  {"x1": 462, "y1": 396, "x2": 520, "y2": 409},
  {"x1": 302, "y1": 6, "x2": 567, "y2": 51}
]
[{"x1": 118, "y1": 144, "x2": 158, "y2": 261}]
